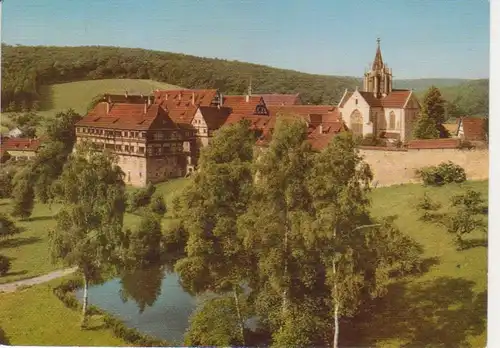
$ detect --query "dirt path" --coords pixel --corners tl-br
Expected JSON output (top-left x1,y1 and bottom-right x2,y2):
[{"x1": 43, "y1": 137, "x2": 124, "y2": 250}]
[{"x1": 0, "y1": 267, "x2": 77, "y2": 293}]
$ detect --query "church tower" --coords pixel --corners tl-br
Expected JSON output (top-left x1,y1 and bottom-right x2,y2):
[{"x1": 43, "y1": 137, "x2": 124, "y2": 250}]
[{"x1": 363, "y1": 38, "x2": 393, "y2": 98}]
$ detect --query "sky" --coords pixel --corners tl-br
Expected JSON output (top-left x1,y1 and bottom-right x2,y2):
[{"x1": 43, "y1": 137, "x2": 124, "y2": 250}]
[{"x1": 0, "y1": 0, "x2": 491, "y2": 79}]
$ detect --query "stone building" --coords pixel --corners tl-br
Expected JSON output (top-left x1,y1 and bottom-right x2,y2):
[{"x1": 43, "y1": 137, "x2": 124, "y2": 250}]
[
  {"x1": 75, "y1": 94, "x2": 193, "y2": 187},
  {"x1": 338, "y1": 39, "x2": 420, "y2": 142}
]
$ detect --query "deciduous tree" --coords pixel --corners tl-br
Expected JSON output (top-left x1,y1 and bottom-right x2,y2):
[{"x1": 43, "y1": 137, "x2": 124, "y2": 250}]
[
  {"x1": 49, "y1": 145, "x2": 127, "y2": 327},
  {"x1": 175, "y1": 120, "x2": 256, "y2": 345},
  {"x1": 10, "y1": 167, "x2": 35, "y2": 220}
]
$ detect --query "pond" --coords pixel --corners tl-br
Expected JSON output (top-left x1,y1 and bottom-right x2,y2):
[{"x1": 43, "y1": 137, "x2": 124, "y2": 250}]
[{"x1": 75, "y1": 268, "x2": 199, "y2": 345}]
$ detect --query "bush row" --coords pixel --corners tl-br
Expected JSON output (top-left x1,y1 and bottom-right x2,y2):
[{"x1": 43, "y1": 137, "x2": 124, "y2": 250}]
[{"x1": 52, "y1": 277, "x2": 171, "y2": 347}]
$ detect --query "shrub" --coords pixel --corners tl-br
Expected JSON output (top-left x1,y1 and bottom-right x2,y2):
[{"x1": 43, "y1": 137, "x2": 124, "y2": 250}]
[
  {"x1": 415, "y1": 161, "x2": 466, "y2": 186},
  {"x1": 128, "y1": 183, "x2": 156, "y2": 212},
  {"x1": 149, "y1": 193, "x2": 167, "y2": 216},
  {"x1": 0, "y1": 255, "x2": 11, "y2": 276}
]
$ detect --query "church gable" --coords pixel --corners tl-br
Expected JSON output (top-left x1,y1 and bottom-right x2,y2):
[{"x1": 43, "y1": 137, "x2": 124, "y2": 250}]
[
  {"x1": 342, "y1": 90, "x2": 371, "y2": 110},
  {"x1": 402, "y1": 93, "x2": 420, "y2": 109}
]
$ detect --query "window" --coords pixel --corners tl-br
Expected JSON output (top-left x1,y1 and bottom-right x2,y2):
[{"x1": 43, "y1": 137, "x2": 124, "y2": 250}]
[
  {"x1": 138, "y1": 146, "x2": 145, "y2": 154},
  {"x1": 124, "y1": 145, "x2": 129, "y2": 152},
  {"x1": 389, "y1": 111, "x2": 396, "y2": 130},
  {"x1": 115, "y1": 145, "x2": 122, "y2": 151},
  {"x1": 350, "y1": 110, "x2": 363, "y2": 137},
  {"x1": 203, "y1": 129, "x2": 207, "y2": 134},
  {"x1": 355, "y1": 99, "x2": 358, "y2": 105}
]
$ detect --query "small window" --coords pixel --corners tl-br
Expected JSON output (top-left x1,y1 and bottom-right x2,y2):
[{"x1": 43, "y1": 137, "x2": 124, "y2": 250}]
[{"x1": 355, "y1": 99, "x2": 358, "y2": 105}]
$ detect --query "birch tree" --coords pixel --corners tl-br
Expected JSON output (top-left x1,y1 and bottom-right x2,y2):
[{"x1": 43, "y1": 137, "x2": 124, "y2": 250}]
[
  {"x1": 174, "y1": 120, "x2": 256, "y2": 346},
  {"x1": 238, "y1": 117, "x2": 316, "y2": 342},
  {"x1": 49, "y1": 144, "x2": 127, "y2": 328}
]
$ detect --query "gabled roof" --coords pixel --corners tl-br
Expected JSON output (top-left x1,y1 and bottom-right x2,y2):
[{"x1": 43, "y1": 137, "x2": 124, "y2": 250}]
[
  {"x1": 77, "y1": 102, "x2": 177, "y2": 130},
  {"x1": 356, "y1": 89, "x2": 413, "y2": 109},
  {"x1": 221, "y1": 95, "x2": 267, "y2": 114},
  {"x1": 1, "y1": 137, "x2": 42, "y2": 152},
  {"x1": 167, "y1": 106, "x2": 198, "y2": 125},
  {"x1": 259, "y1": 93, "x2": 301, "y2": 106},
  {"x1": 338, "y1": 90, "x2": 353, "y2": 108},
  {"x1": 198, "y1": 106, "x2": 232, "y2": 129},
  {"x1": 458, "y1": 117, "x2": 486, "y2": 140}
]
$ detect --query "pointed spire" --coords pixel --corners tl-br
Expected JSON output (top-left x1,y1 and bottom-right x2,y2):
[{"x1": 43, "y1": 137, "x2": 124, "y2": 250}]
[{"x1": 372, "y1": 37, "x2": 384, "y2": 71}]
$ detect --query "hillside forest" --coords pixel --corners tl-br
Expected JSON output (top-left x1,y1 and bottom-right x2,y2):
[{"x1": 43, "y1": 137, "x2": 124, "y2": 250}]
[{"x1": 1, "y1": 44, "x2": 489, "y2": 117}]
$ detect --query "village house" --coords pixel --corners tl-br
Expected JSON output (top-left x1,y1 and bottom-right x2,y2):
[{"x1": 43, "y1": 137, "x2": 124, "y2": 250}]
[
  {"x1": 0, "y1": 137, "x2": 43, "y2": 163},
  {"x1": 456, "y1": 116, "x2": 487, "y2": 141},
  {"x1": 338, "y1": 39, "x2": 420, "y2": 142}
]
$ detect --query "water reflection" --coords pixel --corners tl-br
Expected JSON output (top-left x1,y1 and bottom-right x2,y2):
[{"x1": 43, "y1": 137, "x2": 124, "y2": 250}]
[
  {"x1": 76, "y1": 270, "x2": 199, "y2": 344},
  {"x1": 119, "y1": 265, "x2": 164, "y2": 314}
]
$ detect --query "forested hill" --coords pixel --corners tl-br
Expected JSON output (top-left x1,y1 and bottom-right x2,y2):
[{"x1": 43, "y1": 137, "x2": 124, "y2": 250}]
[
  {"x1": 1, "y1": 44, "x2": 360, "y2": 110},
  {"x1": 0, "y1": 44, "x2": 487, "y2": 114}
]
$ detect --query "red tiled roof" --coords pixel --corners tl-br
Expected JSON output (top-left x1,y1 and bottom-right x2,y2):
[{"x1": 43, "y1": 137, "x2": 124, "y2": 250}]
[
  {"x1": 259, "y1": 93, "x2": 301, "y2": 106},
  {"x1": 222, "y1": 95, "x2": 267, "y2": 114},
  {"x1": 460, "y1": 117, "x2": 486, "y2": 141},
  {"x1": 407, "y1": 138, "x2": 461, "y2": 149},
  {"x1": 1, "y1": 137, "x2": 42, "y2": 152},
  {"x1": 357, "y1": 89, "x2": 413, "y2": 109},
  {"x1": 154, "y1": 89, "x2": 220, "y2": 108},
  {"x1": 77, "y1": 102, "x2": 177, "y2": 130},
  {"x1": 381, "y1": 89, "x2": 412, "y2": 108},
  {"x1": 167, "y1": 106, "x2": 198, "y2": 125},
  {"x1": 199, "y1": 106, "x2": 232, "y2": 129}
]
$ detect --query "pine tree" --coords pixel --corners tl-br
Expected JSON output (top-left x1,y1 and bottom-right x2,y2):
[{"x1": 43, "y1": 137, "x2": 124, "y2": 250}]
[{"x1": 412, "y1": 110, "x2": 440, "y2": 139}]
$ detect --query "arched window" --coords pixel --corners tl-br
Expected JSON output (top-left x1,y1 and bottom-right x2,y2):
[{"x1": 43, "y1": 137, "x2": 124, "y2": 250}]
[
  {"x1": 350, "y1": 110, "x2": 363, "y2": 136},
  {"x1": 389, "y1": 111, "x2": 396, "y2": 130}
]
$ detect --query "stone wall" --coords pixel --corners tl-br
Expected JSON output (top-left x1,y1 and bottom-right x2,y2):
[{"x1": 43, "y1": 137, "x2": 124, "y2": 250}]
[{"x1": 359, "y1": 147, "x2": 489, "y2": 187}]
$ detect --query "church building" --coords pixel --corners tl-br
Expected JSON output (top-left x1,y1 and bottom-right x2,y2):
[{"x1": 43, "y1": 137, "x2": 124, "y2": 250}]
[{"x1": 338, "y1": 39, "x2": 420, "y2": 142}]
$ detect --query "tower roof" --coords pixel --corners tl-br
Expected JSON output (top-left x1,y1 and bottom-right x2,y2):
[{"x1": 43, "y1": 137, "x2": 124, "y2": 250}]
[{"x1": 371, "y1": 38, "x2": 384, "y2": 71}]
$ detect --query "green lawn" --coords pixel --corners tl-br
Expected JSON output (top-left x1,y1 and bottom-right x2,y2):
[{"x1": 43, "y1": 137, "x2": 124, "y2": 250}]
[
  {"x1": 2, "y1": 78, "x2": 181, "y2": 133},
  {"x1": 0, "y1": 179, "x2": 488, "y2": 347},
  {"x1": 0, "y1": 178, "x2": 190, "y2": 284},
  {"x1": 343, "y1": 180, "x2": 488, "y2": 348},
  {"x1": 0, "y1": 277, "x2": 127, "y2": 346}
]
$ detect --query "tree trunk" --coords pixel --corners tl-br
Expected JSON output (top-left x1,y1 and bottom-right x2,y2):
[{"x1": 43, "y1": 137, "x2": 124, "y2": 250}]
[
  {"x1": 81, "y1": 273, "x2": 89, "y2": 329},
  {"x1": 332, "y1": 258, "x2": 339, "y2": 348},
  {"x1": 233, "y1": 286, "x2": 246, "y2": 345},
  {"x1": 282, "y1": 224, "x2": 289, "y2": 315}
]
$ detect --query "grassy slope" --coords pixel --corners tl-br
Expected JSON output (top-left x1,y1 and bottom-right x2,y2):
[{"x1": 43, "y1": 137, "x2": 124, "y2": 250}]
[
  {"x1": 344, "y1": 180, "x2": 488, "y2": 348},
  {"x1": 0, "y1": 179, "x2": 488, "y2": 347},
  {"x1": 0, "y1": 277, "x2": 127, "y2": 346},
  {"x1": 1, "y1": 79, "x2": 181, "y2": 133}
]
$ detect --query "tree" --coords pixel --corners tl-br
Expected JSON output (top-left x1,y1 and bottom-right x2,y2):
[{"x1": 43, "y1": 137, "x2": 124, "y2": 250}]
[
  {"x1": 184, "y1": 296, "x2": 247, "y2": 347},
  {"x1": 44, "y1": 109, "x2": 82, "y2": 150},
  {"x1": 121, "y1": 212, "x2": 163, "y2": 269},
  {"x1": 443, "y1": 189, "x2": 487, "y2": 249},
  {"x1": 174, "y1": 120, "x2": 256, "y2": 346},
  {"x1": 0, "y1": 255, "x2": 11, "y2": 276},
  {"x1": 119, "y1": 264, "x2": 164, "y2": 314},
  {"x1": 0, "y1": 213, "x2": 22, "y2": 239},
  {"x1": 128, "y1": 182, "x2": 156, "y2": 212},
  {"x1": 49, "y1": 144, "x2": 127, "y2": 327},
  {"x1": 149, "y1": 193, "x2": 167, "y2": 217},
  {"x1": 412, "y1": 109, "x2": 440, "y2": 139},
  {"x1": 10, "y1": 167, "x2": 35, "y2": 220},
  {"x1": 423, "y1": 86, "x2": 446, "y2": 125},
  {"x1": 237, "y1": 117, "x2": 316, "y2": 343},
  {"x1": 304, "y1": 132, "x2": 423, "y2": 347}
]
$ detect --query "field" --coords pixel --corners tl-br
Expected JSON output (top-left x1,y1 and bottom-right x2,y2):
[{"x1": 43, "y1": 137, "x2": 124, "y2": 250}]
[
  {"x1": 1, "y1": 79, "x2": 181, "y2": 133},
  {"x1": 0, "y1": 277, "x2": 127, "y2": 346},
  {"x1": 0, "y1": 179, "x2": 488, "y2": 346},
  {"x1": 0, "y1": 178, "x2": 190, "y2": 285}
]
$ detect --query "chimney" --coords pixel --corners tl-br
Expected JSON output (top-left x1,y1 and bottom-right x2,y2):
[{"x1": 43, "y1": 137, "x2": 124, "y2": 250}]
[
  {"x1": 192, "y1": 92, "x2": 195, "y2": 106},
  {"x1": 148, "y1": 96, "x2": 152, "y2": 106},
  {"x1": 106, "y1": 102, "x2": 110, "y2": 115},
  {"x1": 219, "y1": 93, "x2": 224, "y2": 106},
  {"x1": 144, "y1": 101, "x2": 148, "y2": 114},
  {"x1": 125, "y1": 91, "x2": 128, "y2": 98},
  {"x1": 319, "y1": 124, "x2": 323, "y2": 134},
  {"x1": 165, "y1": 93, "x2": 169, "y2": 101},
  {"x1": 245, "y1": 94, "x2": 250, "y2": 103}
]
